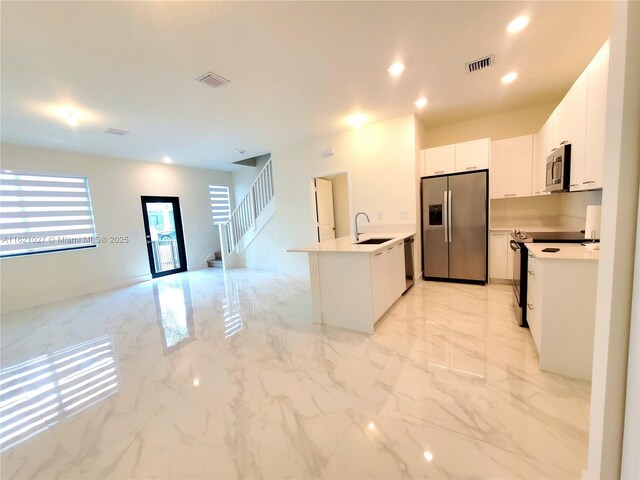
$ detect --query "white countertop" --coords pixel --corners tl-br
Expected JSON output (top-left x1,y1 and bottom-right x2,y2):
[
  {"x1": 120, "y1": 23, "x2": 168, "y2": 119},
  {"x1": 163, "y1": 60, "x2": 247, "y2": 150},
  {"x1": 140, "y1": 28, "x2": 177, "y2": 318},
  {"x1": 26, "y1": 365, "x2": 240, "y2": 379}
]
[
  {"x1": 288, "y1": 232, "x2": 414, "y2": 254},
  {"x1": 490, "y1": 224, "x2": 569, "y2": 232},
  {"x1": 526, "y1": 243, "x2": 600, "y2": 261}
]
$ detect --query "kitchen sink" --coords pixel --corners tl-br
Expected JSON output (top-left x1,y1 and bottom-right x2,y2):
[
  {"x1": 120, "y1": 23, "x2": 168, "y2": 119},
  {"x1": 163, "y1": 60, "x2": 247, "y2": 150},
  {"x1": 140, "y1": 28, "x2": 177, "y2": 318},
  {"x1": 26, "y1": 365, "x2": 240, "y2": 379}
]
[{"x1": 355, "y1": 238, "x2": 393, "y2": 245}]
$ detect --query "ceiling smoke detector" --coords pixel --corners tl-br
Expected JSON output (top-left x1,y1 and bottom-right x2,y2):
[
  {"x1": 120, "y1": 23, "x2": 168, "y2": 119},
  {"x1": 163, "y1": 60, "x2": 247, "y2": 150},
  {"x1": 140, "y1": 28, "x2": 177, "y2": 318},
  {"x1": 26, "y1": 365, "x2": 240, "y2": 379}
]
[
  {"x1": 465, "y1": 55, "x2": 495, "y2": 73},
  {"x1": 235, "y1": 149, "x2": 246, "y2": 154},
  {"x1": 104, "y1": 128, "x2": 130, "y2": 136},
  {"x1": 196, "y1": 71, "x2": 230, "y2": 88}
]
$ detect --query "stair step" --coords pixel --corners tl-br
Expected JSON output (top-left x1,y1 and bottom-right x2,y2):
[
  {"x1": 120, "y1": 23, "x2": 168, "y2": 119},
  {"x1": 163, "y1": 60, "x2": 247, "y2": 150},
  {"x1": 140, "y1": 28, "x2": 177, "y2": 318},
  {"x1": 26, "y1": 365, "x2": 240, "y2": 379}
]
[
  {"x1": 214, "y1": 251, "x2": 222, "y2": 260},
  {"x1": 207, "y1": 259, "x2": 223, "y2": 268}
]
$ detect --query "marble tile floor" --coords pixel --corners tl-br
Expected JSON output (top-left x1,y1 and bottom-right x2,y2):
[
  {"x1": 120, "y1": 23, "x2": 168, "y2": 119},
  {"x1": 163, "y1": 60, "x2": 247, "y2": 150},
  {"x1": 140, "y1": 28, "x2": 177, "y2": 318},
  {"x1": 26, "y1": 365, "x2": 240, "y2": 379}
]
[{"x1": 0, "y1": 268, "x2": 591, "y2": 479}]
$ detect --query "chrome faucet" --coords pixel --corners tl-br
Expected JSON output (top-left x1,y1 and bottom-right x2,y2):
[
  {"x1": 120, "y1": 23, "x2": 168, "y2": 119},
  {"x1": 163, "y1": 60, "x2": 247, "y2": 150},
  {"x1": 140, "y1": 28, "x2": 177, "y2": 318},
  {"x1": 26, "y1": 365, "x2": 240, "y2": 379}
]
[{"x1": 355, "y1": 212, "x2": 370, "y2": 241}]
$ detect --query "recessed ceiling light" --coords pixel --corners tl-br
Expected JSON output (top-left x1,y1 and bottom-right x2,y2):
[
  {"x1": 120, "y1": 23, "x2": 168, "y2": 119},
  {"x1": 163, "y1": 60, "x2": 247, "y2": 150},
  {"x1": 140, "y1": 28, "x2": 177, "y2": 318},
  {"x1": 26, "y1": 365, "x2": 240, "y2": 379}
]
[
  {"x1": 387, "y1": 62, "x2": 405, "y2": 77},
  {"x1": 162, "y1": 156, "x2": 172, "y2": 164},
  {"x1": 62, "y1": 109, "x2": 80, "y2": 127},
  {"x1": 415, "y1": 97, "x2": 428, "y2": 108},
  {"x1": 507, "y1": 15, "x2": 530, "y2": 33},
  {"x1": 368, "y1": 422, "x2": 375, "y2": 431},
  {"x1": 348, "y1": 113, "x2": 368, "y2": 129},
  {"x1": 423, "y1": 451, "x2": 433, "y2": 462},
  {"x1": 193, "y1": 378, "x2": 200, "y2": 387},
  {"x1": 501, "y1": 72, "x2": 518, "y2": 84}
]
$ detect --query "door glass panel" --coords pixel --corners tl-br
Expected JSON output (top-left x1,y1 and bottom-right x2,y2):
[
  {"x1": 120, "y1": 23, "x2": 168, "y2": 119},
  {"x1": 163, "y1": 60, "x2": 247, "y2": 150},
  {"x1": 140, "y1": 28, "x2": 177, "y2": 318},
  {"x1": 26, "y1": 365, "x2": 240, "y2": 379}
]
[{"x1": 146, "y1": 202, "x2": 180, "y2": 273}]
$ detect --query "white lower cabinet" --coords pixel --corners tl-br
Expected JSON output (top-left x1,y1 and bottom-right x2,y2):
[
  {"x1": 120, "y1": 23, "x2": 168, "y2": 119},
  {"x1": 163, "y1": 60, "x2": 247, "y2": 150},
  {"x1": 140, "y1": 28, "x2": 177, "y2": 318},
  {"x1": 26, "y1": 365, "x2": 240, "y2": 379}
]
[
  {"x1": 371, "y1": 250, "x2": 387, "y2": 321},
  {"x1": 525, "y1": 249, "x2": 598, "y2": 380},
  {"x1": 489, "y1": 230, "x2": 512, "y2": 281},
  {"x1": 371, "y1": 240, "x2": 406, "y2": 320}
]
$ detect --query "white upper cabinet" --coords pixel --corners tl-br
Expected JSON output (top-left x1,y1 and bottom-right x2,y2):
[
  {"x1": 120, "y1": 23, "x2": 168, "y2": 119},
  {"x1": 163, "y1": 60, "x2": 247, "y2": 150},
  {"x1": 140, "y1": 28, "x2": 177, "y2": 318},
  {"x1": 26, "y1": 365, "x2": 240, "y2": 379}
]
[
  {"x1": 455, "y1": 138, "x2": 490, "y2": 172},
  {"x1": 422, "y1": 144, "x2": 456, "y2": 176},
  {"x1": 490, "y1": 135, "x2": 533, "y2": 199},
  {"x1": 563, "y1": 70, "x2": 588, "y2": 191},
  {"x1": 539, "y1": 39, "x2": 609, "y2": 192},
  {"x1": 421, "y1": 138, "x2": 490, "y2": 177},
  {"x1": 583, "y1": 40, "x2": 610, "y2": 190},
  {"x1": 532, "y1": 118, "x2": 552, "y2": 196}
]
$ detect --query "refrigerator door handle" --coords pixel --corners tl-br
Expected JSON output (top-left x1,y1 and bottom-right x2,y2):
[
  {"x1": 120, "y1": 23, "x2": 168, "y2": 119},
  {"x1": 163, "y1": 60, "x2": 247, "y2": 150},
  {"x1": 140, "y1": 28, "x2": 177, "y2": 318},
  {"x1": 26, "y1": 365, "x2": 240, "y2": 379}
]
[
  {"x1": 448, "y1": 190, "x2": 452, "y2": 243},
  {"x1": 443, "y1": 191, "x2": 448, "y2": 243}
]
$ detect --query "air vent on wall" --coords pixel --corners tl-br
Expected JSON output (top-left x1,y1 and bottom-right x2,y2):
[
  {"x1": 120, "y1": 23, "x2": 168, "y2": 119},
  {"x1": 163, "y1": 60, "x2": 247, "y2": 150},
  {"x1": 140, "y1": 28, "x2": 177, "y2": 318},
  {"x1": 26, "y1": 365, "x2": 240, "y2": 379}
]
[
  {"x1": 465, "y1": 55, "x2": 495, "y2": 73},
  {"x1": 104, "y1": 128, "x2": 129, "y2": 136},
  {"x1": 196, "y1": 71, "x2": 230, "y2": 88}
]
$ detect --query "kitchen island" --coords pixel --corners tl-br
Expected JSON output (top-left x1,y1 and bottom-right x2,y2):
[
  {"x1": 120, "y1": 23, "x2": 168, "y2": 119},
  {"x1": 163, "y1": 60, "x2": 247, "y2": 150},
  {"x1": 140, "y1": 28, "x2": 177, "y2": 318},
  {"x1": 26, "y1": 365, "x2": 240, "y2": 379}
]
[{"x1": 289, "y1": 233, "x2": 414, "y2": 333}]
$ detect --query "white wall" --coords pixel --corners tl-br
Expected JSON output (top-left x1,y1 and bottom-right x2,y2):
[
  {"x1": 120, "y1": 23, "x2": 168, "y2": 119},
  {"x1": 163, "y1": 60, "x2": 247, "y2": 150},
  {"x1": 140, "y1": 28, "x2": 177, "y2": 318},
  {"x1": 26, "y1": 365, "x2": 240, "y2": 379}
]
[
  {"x1": 242, "y1": 114, "x2": 417, "y2": 272},
  {"x1": 0, "y1": 143, "x2": 233, "y2": 313},
  {"x1": 587, "y1": 0, "x2": 640, "y2": 477},
  {"x1": 421, "y1": 102, "x2": 558, "y2": 148}
]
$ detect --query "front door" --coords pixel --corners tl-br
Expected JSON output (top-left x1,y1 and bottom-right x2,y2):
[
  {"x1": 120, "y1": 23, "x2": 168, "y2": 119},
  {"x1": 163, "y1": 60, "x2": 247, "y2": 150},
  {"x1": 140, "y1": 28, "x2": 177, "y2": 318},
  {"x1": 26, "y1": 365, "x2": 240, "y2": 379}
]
[{"x1": 141, "y1": 196, "x2": 187, "y2": 278}]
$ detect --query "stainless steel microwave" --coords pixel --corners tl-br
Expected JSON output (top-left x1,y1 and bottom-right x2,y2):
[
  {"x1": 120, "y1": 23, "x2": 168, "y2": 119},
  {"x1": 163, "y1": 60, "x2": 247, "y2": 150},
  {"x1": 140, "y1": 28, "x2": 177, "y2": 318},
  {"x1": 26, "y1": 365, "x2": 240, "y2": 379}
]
[{"x1": 545, "y1": 143, "x2": 572, "y2": 193}]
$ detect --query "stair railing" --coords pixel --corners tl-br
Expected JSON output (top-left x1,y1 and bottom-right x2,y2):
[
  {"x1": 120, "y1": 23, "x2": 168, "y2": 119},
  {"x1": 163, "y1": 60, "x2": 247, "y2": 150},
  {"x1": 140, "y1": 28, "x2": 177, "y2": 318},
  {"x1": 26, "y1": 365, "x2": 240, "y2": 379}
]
[{"x1": 220, "y1": 159, "x2": 274, "y2": 255}]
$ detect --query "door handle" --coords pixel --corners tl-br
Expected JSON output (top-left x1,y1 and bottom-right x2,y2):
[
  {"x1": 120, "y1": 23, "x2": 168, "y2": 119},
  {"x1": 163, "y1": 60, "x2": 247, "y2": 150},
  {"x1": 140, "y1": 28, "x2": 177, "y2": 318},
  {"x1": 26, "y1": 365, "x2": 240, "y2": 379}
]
[
  {"x1": 443, "y1": 191, "x2": 448, "y2": 243},
  {"x1": 582, "y1": 180, "x2": 596, "y2": 184},
  {"x1": 465, "y1": 166, "x2": 477, "y2": 170},
  {"x1": 448, "y1": 190, "x2": 452, "y2": 244}
]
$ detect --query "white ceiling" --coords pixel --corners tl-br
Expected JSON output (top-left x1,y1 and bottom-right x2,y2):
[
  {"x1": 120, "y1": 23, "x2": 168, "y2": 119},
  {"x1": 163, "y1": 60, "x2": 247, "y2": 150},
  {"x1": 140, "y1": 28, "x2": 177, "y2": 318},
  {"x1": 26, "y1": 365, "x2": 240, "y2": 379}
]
[{"x1": 1, "y1": 1, "x2": 612, "y2": 171}]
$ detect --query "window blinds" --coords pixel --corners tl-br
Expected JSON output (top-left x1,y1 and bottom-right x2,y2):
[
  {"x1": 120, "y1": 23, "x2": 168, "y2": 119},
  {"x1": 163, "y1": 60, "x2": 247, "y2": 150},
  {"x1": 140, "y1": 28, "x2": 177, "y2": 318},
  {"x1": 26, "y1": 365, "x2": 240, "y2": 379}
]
[
  {"x1": 0, "y1": 172, "x2": 98, "y2": 258},
  {"x1": 209, "y1": 185, "x2": 231, "y2": 224}
]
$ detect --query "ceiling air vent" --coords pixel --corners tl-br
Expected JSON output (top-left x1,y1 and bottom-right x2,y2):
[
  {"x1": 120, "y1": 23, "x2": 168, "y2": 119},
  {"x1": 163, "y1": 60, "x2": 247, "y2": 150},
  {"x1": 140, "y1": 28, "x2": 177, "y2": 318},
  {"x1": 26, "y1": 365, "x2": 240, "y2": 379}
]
[
  {"x1": 196, "y1": 71, "x2": 230, "y2": 88},
  {"x1": 465, "y1": 55, "x2": 495, "y2": 73},
  {"x1": 104, "y1": 128, "x2": 129, "y2": 136}
]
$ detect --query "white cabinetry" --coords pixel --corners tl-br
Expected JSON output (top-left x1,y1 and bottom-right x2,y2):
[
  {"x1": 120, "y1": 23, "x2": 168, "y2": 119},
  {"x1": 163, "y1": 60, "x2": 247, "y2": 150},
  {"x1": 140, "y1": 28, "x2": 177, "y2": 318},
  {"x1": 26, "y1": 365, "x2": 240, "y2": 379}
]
[
  {"x1": 490, "y1": 135, "x2": 533, "y2": 199},
  {"x1": 423, "y1": 145, "x2": 456, "y2": 176},
  {"x1": 489, "y1": 230, "x2": 513, "y2": 281},
  {"x1": 455, "y1": 138, "x2": 490, "y2": 172},
  {"x1": 421, "y1": 138, "x2": 490, "y2": 177},
  {"x1": 371, "y1": 240, "x2": 406, "y2": 317},
  {"x1": 561, "y1": 71, "x2": 588, "y2": 191},
  {"x1": 532, "y1": 118, "x2": 552, "y2": 196},
  {"x1": 371, "y1": 250, "x2": 387, "y2": 321},
  {"x1": 534, "y1": 39, "x2": 609, "y2": 193},
  {"x1": 525, "y1": 247, "x2": 598, "y2": 380},
  {"x1": 583, "y1": 40, "x2": 609, "y2": 190}
]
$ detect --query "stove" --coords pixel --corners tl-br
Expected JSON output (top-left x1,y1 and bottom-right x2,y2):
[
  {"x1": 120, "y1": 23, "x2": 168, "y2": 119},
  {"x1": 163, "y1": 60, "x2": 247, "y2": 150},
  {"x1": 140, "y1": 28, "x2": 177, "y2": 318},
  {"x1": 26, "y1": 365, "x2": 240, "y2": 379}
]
[{"x1": 511, "y1": 230, "x2": 588, "y2": 243}]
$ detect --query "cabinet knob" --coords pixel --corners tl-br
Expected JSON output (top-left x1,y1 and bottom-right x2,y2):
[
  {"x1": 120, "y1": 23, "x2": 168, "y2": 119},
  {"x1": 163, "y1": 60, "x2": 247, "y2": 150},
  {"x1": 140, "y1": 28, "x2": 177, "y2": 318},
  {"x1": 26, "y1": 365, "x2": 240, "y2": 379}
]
[
  {"x1": 528, "y1": 252, "x2": 534, "y2": 258},
  {"x1": 375, "y1": 252, "x2": 383, "y2": 257},
  {"x1": 527, "y1": 303, "x2": 534, "y2": 310},
  {"x1": 528, "y1": 270, "x2": 535, "y2": 276}
]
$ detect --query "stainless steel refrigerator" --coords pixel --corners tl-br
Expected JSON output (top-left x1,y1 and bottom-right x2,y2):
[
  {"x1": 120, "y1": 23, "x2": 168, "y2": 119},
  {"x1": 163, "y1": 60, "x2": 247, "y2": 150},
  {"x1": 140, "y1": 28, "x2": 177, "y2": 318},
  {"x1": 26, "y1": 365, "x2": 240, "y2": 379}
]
[{"x1": 421, "y1": 171, "x2": 488, "y2": 284}]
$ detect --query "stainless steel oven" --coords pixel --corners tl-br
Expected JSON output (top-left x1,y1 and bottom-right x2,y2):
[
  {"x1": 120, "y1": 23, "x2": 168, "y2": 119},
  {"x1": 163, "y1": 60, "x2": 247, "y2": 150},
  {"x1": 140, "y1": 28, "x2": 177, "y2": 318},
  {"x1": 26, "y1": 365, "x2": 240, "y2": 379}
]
[
  {"x1": 545, "y1": 143, "x2": 572, "y2": 193},
  {"x1": 510, "y1": 239, "x2": 526, "y2": 326}
]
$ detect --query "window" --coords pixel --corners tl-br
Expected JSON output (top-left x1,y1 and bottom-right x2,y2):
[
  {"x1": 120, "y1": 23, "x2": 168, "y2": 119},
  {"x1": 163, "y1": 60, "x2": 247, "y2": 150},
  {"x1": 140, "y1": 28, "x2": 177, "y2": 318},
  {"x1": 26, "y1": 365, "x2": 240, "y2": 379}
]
[
  {"x1": 0, "y1": 172, "x2": 98, "y2": 258},
  {"x1": 209, "y1": 185, "x2": 231, "y2": 224}
]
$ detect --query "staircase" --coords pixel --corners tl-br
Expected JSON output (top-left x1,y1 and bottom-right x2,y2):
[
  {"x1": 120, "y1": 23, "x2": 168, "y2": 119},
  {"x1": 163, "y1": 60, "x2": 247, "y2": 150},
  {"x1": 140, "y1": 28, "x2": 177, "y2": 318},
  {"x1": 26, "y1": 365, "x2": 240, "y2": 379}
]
[
  {"x1": 219, "y1": 158, "x2": 275, "y2": 268},
  {"x1": 206, "y1": 251, "x2": 223, "y2": 268}
]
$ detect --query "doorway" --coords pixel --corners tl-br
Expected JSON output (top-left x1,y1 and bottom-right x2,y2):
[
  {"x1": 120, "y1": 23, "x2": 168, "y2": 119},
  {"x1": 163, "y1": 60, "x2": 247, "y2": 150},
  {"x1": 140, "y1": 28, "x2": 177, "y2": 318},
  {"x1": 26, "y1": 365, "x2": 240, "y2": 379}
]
[
  {"x1": 311, "y1": 172, "x2": 350, "y2": 242},
  {"x1": 141, "y1": 196, "x2": 187, "y2": 278}
]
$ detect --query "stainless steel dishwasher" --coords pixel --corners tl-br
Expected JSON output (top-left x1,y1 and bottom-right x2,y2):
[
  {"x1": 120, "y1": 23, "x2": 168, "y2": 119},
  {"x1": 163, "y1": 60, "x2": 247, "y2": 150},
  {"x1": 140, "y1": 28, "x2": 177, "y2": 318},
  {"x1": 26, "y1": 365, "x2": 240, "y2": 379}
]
[{"x1": 403, "y1": 236, "x2": 414, "y2": 293}]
